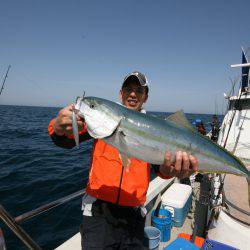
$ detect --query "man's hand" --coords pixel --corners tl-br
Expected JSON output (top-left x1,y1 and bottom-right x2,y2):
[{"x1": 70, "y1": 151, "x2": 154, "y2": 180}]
[
  {"x1": 53, "y1": 104, "x2": 84, "y2": 136},
  {"x1": 159, "y1": 151, "x2": 198, "y2": 179}
]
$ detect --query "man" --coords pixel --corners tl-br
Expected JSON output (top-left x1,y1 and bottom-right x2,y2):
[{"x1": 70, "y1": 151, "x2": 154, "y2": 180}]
[
  {"x1": 211, "y1": 115, "x2": 220, "y2": 142},
  {"x1": 193, "y1": 119, "x2": 206, "y2": 135},
  {"x1": 48, "y1": 71, "x2": 198, "y2": 249}
]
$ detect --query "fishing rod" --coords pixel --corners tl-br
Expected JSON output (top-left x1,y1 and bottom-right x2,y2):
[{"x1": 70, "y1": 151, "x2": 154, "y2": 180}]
[
  {"x1": 222, "y1": 89, "x2": 243, "y2": 148},
  {"x1": 0, "y1": 65, "x2": 11, "y2": 96}
]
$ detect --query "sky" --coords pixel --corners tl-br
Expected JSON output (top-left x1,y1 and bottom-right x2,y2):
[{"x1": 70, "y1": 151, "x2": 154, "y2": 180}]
[{"x1": 0, "y1": 0, "x2": 249, "y2": 114}]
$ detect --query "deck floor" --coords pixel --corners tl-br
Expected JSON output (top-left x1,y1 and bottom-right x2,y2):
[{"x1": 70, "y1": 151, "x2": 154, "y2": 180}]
[
  {"x1": 223, "y1": 173, "x2": 250, "y2": 224},
  {"x1": 159, "y1": 214, "x2": 194, "y2": 249},
  {"x1": 56, "y1": 179, "x2": 199, "y2": 250}
]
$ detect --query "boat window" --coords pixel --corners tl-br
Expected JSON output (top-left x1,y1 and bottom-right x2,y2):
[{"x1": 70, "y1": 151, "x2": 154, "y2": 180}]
[{"x1": 229, "y1": 98, "x2": 250, "y2": 110}]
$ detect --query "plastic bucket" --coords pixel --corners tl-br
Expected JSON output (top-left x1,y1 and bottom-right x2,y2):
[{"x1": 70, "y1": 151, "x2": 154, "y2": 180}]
[
  {"x1": 152, "y1": 209, "x2": 172, "y2": 242},
  {"x1": 144, "y1": 226, "x2": 161, "y2": 250}
]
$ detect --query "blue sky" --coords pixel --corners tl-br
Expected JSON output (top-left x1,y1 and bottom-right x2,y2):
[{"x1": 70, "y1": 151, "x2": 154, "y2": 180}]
[{"x1": 0, "y1": 0, "x2": 249, "y2": 114}]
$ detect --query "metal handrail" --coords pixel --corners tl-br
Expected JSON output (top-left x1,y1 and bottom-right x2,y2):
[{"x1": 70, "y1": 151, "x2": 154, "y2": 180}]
[
  {"x1": 15, "y1": 189, "x2": 85, "y2": 223},
  {"x1": 0, "y1": 228, "x2": 7, "y2": 250},
  {"x1": 224, "y1": 197, "x2": 250, "y2": 216},
  {"x1": 0, "y1": 189, "x2": 86, "y2": 249},
  {"x1": 0, "y1": 205, "x2": 41, "y2": 250}
]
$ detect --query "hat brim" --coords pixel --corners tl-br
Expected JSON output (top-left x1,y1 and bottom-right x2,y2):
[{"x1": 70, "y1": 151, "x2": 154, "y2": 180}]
[{"x1": 122, "y1": 74, "x2": 148, "y2": 87}]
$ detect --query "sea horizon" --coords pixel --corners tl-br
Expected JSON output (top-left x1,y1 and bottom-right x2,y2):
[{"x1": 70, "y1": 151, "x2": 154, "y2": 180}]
[{"x1": 0, "y1": 103, "x2": 222, "y2": 116}]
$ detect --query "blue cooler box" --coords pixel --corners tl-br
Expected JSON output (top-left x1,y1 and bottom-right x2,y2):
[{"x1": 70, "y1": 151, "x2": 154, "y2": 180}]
[
  {"x1": 164, "y1": 237, "x2": 199, "y2": 250},
  {"x1": 161, "y1": 183, "x2": 192, "y2": 227},
  {"x1": 202, "y1": 239, "x2": 239, "y2": 250}
]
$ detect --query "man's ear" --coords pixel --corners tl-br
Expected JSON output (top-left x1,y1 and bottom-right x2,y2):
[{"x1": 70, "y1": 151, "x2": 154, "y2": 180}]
[
  {"x1": 119, "y1": 89, "x2": 123, "y2": 102},
  {"x1": 143, "y1": 94, "x2": 148, "y2": 103}
]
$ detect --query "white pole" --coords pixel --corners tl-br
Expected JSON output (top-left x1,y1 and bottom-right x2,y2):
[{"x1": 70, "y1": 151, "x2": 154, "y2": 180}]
[{"x1": 230, "y1": 63, "x2": 250, "y2": 68}]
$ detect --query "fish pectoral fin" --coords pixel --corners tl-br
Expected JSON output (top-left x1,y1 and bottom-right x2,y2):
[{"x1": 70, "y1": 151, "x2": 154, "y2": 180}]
[
  {"x1": 166, "y1": 110, "x2": 196, "y2": 132},
  {"x1": 72, "y1": 109, "x2": 80, "y2": 147},
  {"x1": 119, "y1": 152, "x2": 131, "y2": 171},
  {"x1": 118, "y1": 129, "x2": 140, "y2": 147}
]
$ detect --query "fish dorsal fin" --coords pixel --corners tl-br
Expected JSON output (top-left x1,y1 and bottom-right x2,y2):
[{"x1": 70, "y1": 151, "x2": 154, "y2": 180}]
[{"x1": 166, "y1": 110, "x2": 195, "y2": 132}]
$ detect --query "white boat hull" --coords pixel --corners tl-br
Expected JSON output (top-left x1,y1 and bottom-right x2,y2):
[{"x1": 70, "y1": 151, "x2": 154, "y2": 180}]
[
  {"x1": 207, "y1": 210, "x2": 250, "y2": 250},
  {"x1": 218, "y1": 94, "x2": 250, "y2": 165}
]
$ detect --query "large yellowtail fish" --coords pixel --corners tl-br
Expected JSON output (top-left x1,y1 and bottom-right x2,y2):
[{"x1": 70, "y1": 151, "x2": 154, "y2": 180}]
[{"x1": 72, "y1": 96, "x2": 250, "y2": 180}]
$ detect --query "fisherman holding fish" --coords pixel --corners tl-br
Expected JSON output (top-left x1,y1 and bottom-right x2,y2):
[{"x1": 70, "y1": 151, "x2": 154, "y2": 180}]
[{"x1": 48, "y1": 71, "x2": 200, "y2": 249}]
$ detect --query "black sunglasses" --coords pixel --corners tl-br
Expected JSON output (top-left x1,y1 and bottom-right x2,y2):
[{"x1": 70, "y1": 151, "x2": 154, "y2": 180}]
[{"x1": 122, "y1": 86, "x2": 145, "y2": 94}]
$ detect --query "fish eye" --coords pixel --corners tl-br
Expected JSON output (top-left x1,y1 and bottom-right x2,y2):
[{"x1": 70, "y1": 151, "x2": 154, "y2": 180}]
[{"x1": 90, "y1": 104, "x2": 95, "y2": 108}]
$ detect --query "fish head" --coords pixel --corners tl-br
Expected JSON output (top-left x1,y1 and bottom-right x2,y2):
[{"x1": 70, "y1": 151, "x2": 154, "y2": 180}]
[{"x1": 76, "y1": 96, "x2": 122, "y2": 139}]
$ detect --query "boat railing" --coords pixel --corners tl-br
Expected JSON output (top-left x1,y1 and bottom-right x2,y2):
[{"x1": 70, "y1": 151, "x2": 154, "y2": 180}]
[
  {"x1": 0, "y1": 189, "x2": 86, "y2": 249},
  {"x1": 0, "y1": 177, "x2": 174, "y2": 249},
  {"x1": 14, "y1": 189, "x2": 86, "y2": 223}
]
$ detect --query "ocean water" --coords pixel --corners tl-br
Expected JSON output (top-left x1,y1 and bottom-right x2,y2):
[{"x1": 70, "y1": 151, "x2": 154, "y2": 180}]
[{"x1": 0, "y1": 105, "x2": 223, "y2": 249}]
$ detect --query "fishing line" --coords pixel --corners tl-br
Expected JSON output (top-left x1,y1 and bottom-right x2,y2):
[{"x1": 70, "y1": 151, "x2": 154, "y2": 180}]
[
  {"x1": 0, "y1": 65, "x2": 11, "y2": 96},
  {"x1": 222, "y1": 88, "x2": 244, "y2": 148}
]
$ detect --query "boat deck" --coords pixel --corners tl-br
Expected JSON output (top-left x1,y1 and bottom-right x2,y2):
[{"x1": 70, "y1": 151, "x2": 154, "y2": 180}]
[
  {"x1": 223, "y1": 172, "x2": 250, "y2": 225},
  {"x1": 55, "y1": 202, "x2": 195, "y2": 250},
  {"x1": 56, "y1": 177, "x2": 175, "y2": 249},
  {"x1": 159, "y1": 214, "x2": 194, "y2": 249},
  {"x1": 53, "y1": 164, "x2": 250, "y2": 250},
  {"x1": 55, "y1": 210, "x2": 195, "y2": 250},
  {"x1": 55, "y1": 170, "x2": 249, "y2": 250},
  {"x1": 158, "y1": 181, "x2": 199, "y2": 249}
]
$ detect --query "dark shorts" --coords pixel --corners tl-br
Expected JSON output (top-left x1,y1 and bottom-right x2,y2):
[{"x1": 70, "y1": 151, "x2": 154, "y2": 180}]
[{"x1": 80, "y1": 199, "x2": 146, "y2": 250}]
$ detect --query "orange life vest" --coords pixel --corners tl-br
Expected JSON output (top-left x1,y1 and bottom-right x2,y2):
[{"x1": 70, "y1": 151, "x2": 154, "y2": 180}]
[
  {"x1": 48, "y1": 119, "x2": 169, "y2": 206},
  {"x1": 87, "y1": 139, "x2": 150, "y2": 206}
]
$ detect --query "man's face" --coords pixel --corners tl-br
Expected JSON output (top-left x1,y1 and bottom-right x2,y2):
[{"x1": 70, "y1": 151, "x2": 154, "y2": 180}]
[{"x1": 120, "y1": 81, "x2": 148, "y2": 111}]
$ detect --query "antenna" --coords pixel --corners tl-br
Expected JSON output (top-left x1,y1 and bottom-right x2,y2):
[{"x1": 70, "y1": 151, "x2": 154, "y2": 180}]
[
  {"x1": 0, "y1": 65, "x2": 11, "y2": 96},
  {"x1": 230, "y1": 63, "x2": 250, "y2": 68},
  {"x1": 214, "y1": 95, "x2": 218, "y2": 116},
  {"x1": 229, "y1": 75, "x2": 240, "y2": 97}
]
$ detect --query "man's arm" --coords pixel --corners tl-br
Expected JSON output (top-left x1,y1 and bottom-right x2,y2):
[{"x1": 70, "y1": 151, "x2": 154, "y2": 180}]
[{"x1": 48, "y1": 104, "x2": 91, "y2": 149}]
